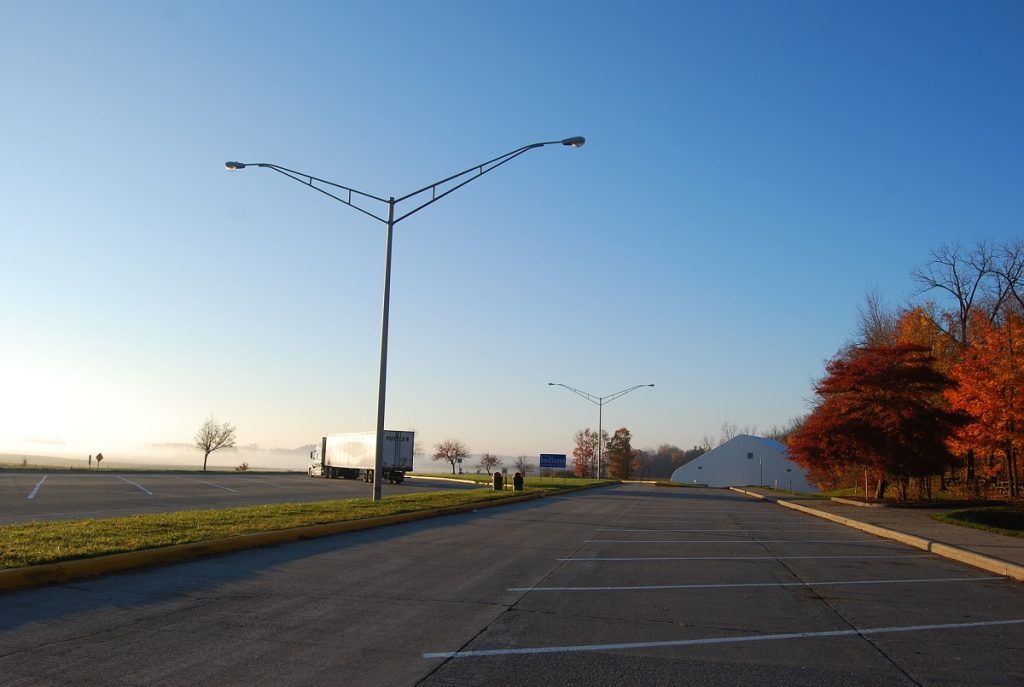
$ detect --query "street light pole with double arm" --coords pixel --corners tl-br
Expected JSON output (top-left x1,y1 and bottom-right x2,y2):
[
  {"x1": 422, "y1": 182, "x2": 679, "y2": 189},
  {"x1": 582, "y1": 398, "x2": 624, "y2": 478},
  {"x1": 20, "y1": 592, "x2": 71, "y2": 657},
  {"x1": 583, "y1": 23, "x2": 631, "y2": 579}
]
[
  {"x1": 226, "y1": 136, "x2": 585, "y2": 500},
  {"x1": 548, "y1": 382, "x2": 654, "y2": 478}
]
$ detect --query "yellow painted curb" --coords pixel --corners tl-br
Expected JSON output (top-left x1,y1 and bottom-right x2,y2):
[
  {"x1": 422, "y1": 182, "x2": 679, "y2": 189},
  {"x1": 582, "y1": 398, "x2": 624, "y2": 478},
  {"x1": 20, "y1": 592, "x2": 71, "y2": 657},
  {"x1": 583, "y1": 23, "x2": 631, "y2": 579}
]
[
  {"x1": 728, "y1": 487, "x2": 770, "y2": 500},
  {"x1": 0, "y1": 491, "x2": 542, "y2": 593}
]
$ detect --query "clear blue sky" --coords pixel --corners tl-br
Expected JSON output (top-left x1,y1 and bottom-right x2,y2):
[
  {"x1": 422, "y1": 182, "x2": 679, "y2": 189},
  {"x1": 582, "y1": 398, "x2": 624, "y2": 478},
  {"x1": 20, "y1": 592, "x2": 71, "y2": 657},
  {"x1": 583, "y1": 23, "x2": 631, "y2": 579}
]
[{"x1": 2, "y1": 0, "x2": 1022, "y2": 466}]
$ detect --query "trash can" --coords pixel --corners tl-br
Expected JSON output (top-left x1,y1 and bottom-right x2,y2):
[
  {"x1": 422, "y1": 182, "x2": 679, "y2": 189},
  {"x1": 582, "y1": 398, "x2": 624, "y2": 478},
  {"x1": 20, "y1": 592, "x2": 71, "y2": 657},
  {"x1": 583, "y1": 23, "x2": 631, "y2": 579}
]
[
  {"x1": 513, "y1": 472, "x2": 524, "y2": 491},
  {"x1": 493, "y1": 471, "x2": 504, "y2": 491}
]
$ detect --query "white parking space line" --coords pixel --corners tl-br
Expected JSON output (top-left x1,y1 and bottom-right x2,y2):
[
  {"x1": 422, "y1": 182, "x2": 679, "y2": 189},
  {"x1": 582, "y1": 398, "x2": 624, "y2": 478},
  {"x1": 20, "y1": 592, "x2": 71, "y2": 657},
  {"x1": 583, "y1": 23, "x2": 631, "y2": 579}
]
[
  {"x1": 559, "y1": 554, "x2": 932, "y2": 562},
  {"x1": 423, "y1": 618, "x2": 1024, "y2": 659},
  {"x1": 27, "y1": 476, "x2": 47, "y2": 499},
  {"x1": 116, "y1": 476, "x2": 154, "y2": 495},
  {"x1": 172, "y1": 476, "x2": 238, "y2": 492},
  {"x1": 604, "y1": 528, "x2": 848, "y2": 533},
  {"x1": 509, "y1": 575, "x2": 1003, "y2": 592}
]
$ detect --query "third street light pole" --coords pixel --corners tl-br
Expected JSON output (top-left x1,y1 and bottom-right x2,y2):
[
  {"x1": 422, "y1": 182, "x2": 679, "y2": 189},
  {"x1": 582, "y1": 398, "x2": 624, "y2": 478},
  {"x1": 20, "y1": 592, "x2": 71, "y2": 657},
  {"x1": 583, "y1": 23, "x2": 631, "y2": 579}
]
[
  {"x1": 548, "y1": 383, "x2": 654, "y2": 478},
  {"x1": 226, "y1": 136, "x2": 585, "y2": 500}
]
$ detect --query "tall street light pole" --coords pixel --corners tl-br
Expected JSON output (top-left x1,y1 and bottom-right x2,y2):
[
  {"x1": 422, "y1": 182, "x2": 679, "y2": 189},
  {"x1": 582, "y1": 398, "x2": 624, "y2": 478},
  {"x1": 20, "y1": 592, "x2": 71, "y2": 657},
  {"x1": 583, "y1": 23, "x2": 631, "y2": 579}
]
[
  {"x1": 226, "y1": 136, "x2": 585, "y2": 501},
  {"x1": 548, "y1": 383, "x2": 654, "y2": 478}
]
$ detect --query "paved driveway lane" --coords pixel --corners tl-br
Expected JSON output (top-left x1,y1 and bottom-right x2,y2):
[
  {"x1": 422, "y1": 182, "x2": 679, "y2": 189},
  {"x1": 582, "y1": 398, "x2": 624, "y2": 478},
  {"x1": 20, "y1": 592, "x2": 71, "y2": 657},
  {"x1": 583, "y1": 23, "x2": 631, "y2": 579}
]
[{"x1": 0, "y1": 473, "x2": 479, "y2": 523}]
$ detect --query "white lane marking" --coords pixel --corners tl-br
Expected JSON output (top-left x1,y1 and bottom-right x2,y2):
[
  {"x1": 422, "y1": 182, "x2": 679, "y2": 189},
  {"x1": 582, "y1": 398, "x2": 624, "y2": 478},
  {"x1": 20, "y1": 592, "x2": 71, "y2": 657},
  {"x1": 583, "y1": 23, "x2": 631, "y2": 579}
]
[
  {"x1": 27, "y1": 476, "x2": 47, "y2": 499},
  {"x1": 116, "y1": 475, "x2": 154, "y2": 495},
  {"x1": 605, "y1": 528, "x2": 846, "y2": 533},
  {"x1": 423, "y1": 618, "x2": 1024, "y2": 659},
  {"x1": 559, "y1": 554, "x2": 932, "y2": 562},
  {"x1": 509, "y1": 576, "x2": 1003, "y2": 592},
  {"x1": 588, "y1": 539, "x2": 876, "y2": 544},
  {"x1": 172, "y1": 476, "x2": 238, "y2": 492}
]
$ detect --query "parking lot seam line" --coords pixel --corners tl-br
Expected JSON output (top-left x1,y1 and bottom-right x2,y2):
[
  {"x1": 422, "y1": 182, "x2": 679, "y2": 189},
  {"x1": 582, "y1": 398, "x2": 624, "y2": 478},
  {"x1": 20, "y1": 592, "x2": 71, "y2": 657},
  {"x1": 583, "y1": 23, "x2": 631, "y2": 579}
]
[
  {"x1": 422, "y1": 617, "x2": 1024, "y2": 659},
  {"x1": 0, "y1": 491, "x2": 544, "y2": 591},
  {"x1": 115, "y1": 476, "x2": 153, "y2": 495},
  {"x1": 775, "y1": 498, "x2": 1024, "y2": 583},
  {"x1": 229, "y1": 479, "x2": 291, "y2": 488},
  {"x1": 508, "y1": 575, "x2": 1003, "y2": 592},
  {"x1": 557, "y1": 554, "x2": 933, "y2": 561},
  {"x1": 27, "y1": 476, "x2": 47, "y2": 499}
]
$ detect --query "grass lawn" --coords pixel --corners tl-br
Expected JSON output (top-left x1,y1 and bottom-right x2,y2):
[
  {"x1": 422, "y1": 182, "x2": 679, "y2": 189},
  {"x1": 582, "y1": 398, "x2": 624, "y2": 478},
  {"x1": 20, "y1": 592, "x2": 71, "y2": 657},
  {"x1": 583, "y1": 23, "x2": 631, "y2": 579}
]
[
  {"x1": 935, "y1": 506, "x2": 1024, "y2": 538},
  {"x1": 0, "y1": 478, "x2": 616, "y2": 570}
]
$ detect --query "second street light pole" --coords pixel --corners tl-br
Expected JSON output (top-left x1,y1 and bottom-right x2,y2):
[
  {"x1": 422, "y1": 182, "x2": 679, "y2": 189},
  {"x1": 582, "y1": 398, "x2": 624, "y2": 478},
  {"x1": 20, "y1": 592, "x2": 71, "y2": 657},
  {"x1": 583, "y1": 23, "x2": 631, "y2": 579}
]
[
  {"x1": 226, "y1": 136, "x2": 585, "y2": 500},
  {"x1": 548, "y1": 383, "x2": 654, "y2": 478}
]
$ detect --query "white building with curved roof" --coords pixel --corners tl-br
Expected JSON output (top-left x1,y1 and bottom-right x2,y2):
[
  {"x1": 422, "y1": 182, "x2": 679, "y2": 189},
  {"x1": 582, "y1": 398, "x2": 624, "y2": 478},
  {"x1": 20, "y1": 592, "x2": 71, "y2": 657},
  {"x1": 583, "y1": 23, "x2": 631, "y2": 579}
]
[{"x1": 670, "y1": 434, "x2": 817, "y2": 492}]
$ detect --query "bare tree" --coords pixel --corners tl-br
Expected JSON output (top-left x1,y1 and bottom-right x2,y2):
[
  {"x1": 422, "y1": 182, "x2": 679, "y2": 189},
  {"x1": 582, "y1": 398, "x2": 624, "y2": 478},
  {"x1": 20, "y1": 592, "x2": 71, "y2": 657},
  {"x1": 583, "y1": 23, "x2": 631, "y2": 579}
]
[
  {"x1": 994, "y1": 239, "x2": 1024, "y2": 315},
  {"x1": 478, "y1": 452, "x2": 502, "y2": 473},
  {"x1": 765, "y1": 416, "x2": 806, "y2": 444},
  {"x1": 194, "y1": 417, "x2": 237, "y2": 471},
  {"x1": 433, "y1": 439, "x2": 469, "y2": 475},
  {"x1": 513, "y1": 455, "x2": 532, "y2": 475},
  {"x1": 718, "y1": 421, "x2": 738, "y2": 446},
  {"x1": 911, "y1": 241, "x2": 1000, "y2": 346},
  {"x1": 856, "y1": 285, "x2": 898, "y2": 347},
  {"x1": 699, "y1": 434, "x2": 713, "y2": 452}
]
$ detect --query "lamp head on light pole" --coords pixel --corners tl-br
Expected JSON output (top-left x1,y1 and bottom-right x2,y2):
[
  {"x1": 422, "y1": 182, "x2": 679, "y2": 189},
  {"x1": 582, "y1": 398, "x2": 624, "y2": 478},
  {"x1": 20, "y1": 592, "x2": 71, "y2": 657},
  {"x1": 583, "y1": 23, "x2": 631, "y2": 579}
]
[
  {"x1": 224, "y1": 161, "x2": 246, "y2": 171},
  {"x1": 560, "y1": 136, "x2": 586, "y2": 148}
]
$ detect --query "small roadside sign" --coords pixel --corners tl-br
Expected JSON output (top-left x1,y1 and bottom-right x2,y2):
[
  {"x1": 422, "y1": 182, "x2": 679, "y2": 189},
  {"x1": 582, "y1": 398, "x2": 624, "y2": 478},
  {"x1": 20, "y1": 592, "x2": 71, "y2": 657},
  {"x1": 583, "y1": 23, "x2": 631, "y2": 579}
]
[{"x1": 539, "y1": 453, "x2": 567, "y2": 468}]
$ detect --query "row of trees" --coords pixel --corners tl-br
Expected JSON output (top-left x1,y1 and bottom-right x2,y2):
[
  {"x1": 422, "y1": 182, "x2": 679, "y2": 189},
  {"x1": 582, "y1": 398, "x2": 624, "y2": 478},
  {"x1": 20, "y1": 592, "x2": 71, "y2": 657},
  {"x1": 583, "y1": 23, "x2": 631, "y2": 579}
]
[
  {"x1": 570, "y1": 427, "x2": 645, "y2": 479},
  {"x1": 788, "y1": 239, "x2": 1024, "y2": 499},
  {"x1": 431, "y1": 439, "x2": 532, "y2": 475}
]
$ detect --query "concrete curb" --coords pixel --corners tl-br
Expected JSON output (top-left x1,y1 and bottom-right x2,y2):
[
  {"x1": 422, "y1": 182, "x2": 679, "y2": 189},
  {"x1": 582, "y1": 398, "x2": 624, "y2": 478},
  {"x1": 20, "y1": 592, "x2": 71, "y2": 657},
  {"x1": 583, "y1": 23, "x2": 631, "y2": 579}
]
[
  {"x1": 405, "y1": 475, "x2": 482, "y2": 485},
  {"x1": 830, "y1": 496, "x2": 888, "y2": 508},
  {"x1": 775, "y1": 498, "x2": 1024, "y2": 583},
  {"x1": 728, "y1": 487, "x2": 774, "y2": 501},
  {"x1": 0, "y1": 491, "x2": 543, "y2": 593}
]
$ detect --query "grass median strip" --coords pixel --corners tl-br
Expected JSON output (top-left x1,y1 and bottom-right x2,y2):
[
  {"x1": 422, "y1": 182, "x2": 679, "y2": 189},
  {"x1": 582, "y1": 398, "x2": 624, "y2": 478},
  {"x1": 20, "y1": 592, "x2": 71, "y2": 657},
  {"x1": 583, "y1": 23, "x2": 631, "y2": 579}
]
[
  {"x1": 1, "y1": 479, "x2": 615, "y2": 570},
  {"x1": 1, "y1": 489, "x2": 525, "y2": 570}
]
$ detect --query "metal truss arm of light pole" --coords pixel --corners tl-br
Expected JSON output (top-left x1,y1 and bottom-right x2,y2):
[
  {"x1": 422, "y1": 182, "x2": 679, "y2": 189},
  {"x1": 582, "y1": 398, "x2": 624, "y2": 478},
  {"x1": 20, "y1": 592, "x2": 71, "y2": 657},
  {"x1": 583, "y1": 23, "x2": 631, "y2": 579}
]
[
  {"x1": 547, "y1": 382, "x2": 655, "y2": 406},
  {"x1": 391, "y1": 136, "x2": 584, "y2": 224},
  {"x1": 224, "y1": 136, "x2": 585, "y2": 227}
]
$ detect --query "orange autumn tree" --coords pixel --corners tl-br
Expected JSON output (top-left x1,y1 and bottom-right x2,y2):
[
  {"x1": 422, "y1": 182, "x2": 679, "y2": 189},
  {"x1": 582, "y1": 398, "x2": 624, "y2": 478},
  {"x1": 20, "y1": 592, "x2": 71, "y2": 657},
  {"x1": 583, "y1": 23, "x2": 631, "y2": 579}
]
[
  {"x1": 946, "y1": 312, "x2": 1024, "y2": 497},
  {"x1": 897, "y1": 305, "x2": 961, "y2": 374},
  {"x1": 788, "y1": 344, "x2": 966, "y2": 500},
  {"x1": 604, "y1": 428, "x2": 640, "y2": 480}
]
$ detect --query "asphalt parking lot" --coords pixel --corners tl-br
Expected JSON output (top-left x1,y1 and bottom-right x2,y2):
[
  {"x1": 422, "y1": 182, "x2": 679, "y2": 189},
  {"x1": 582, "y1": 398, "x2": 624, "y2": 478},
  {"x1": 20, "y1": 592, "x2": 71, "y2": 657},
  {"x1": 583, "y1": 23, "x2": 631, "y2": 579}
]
[
  {"x1": 0, "y1": 471, "x2": 476, "y2": 523},
  {"x1": 2, "y1": 484, "x2": 1022, "y2": 686}
]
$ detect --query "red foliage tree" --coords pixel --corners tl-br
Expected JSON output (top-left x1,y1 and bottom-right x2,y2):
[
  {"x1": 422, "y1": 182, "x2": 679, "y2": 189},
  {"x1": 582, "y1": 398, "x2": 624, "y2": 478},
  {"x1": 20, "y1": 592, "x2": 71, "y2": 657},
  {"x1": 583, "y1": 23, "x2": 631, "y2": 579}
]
[
  {"x1": 788, "y1": 344, "x2": 966, "y2": 499},
  {"x1": 572, "y1": 428, "x2": 598, "y2": 478}
]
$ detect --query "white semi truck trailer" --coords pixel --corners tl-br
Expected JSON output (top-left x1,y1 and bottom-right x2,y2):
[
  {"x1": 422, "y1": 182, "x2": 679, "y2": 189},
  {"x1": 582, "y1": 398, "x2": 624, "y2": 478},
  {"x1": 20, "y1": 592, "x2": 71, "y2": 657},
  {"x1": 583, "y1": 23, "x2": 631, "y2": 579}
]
[{"x1": 308, "y1": 430, "x2": 414, "y2": 483}]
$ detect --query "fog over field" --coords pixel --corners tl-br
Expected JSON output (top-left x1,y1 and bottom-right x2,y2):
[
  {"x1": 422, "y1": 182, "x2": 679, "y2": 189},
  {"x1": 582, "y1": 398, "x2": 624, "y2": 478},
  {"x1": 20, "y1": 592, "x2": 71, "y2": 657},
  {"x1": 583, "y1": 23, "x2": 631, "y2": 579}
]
[{"x1": 0, "y1": 443, "x2": 314, "y2": 472}]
